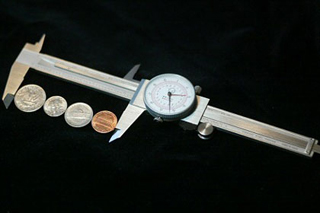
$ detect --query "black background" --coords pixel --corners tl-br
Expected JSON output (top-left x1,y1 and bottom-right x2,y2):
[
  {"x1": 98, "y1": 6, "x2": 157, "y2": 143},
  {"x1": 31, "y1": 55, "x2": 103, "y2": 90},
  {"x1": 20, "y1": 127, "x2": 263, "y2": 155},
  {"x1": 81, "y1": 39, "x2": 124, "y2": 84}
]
[{"x1": 1, "y1": 1, "x2": 320, "y2": 212}]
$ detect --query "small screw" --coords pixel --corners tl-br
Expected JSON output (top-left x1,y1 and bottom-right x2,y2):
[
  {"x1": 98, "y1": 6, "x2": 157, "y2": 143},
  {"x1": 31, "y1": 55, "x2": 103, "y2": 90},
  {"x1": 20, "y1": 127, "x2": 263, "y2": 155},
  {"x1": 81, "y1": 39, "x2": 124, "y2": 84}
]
[
  {"x1": 153, "y1": 117, "x2": 164, "y2": 123},
  {"x1": 194, "y1": 85, "x2": 202, "y2": 95}
]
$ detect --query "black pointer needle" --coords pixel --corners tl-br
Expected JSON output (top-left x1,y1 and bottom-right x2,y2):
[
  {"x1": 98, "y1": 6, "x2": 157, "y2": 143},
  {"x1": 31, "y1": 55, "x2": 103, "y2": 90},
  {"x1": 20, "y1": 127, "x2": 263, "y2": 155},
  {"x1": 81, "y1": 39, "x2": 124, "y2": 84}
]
[{"x1": 168, "y1": 91, "x2": 172, "y2": 113}]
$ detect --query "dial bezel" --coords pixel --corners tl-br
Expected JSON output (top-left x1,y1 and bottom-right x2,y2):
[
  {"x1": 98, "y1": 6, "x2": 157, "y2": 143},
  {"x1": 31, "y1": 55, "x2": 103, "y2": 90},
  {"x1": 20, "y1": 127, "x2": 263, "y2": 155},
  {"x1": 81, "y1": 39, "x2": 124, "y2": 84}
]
[{"x1": 143, "y1": 73, "x2": 197, "y2": 121}]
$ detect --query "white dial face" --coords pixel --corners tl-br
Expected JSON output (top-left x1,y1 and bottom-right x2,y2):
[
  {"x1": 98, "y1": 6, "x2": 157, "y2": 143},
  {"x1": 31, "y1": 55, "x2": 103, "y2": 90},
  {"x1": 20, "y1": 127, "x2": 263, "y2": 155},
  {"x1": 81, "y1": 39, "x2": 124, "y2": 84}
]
[{"x1": 144, "y1": 73, "x2": 196, "y2": 120}]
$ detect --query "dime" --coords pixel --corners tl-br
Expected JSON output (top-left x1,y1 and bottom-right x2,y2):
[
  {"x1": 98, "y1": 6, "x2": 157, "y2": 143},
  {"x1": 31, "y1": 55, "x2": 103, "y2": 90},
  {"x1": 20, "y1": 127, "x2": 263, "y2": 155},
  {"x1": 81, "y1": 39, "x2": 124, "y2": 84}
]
[
  {"x1": 91, "y1": 110, "x2": 118, "y2": 133},
  {"x1": 14, "y1": 84, "x2": 46, "y2": 112},
  {"x1": 64, "y1": 102, "x2": 93, "y2": 128},
  {"x1": 43, "y1": 96, "x2": 68, "y2": 117}
]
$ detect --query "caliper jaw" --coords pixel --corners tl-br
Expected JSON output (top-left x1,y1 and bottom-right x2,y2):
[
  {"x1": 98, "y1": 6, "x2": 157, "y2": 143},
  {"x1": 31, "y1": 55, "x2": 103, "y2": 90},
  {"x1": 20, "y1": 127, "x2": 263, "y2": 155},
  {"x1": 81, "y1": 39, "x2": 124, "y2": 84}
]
[
  {"x1": 109, "y1": 79, "x2": 149, "y2": 142},
  {"x1": 123, "y1": 64, "x2": 141, "y2": 83},
  {"x1": 2, "y1": 35, "x2": 45, "y2": 108}
]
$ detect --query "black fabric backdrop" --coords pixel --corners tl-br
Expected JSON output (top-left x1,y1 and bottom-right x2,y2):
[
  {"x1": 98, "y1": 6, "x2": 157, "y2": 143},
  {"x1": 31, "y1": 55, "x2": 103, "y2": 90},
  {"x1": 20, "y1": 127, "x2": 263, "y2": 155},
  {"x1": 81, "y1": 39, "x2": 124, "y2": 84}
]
[{"x1": 1, "y1": 1, "x2": 320, "y2": 212}]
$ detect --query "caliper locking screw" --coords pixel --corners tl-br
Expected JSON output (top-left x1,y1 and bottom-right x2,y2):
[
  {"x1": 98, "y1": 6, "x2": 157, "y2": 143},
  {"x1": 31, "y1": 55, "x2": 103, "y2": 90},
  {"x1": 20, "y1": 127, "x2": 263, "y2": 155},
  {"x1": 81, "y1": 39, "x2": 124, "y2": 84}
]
[{"x1": 197, "y1": 122, "x2": 214, "y2": 140}]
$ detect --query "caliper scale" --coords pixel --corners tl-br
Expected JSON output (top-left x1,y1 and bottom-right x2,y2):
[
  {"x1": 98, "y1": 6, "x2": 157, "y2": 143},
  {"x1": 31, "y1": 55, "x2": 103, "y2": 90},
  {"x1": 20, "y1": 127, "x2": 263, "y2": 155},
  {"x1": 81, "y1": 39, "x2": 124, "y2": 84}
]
[{"x1": 3, "y1": 35, "x2": 320, "y2": 157}]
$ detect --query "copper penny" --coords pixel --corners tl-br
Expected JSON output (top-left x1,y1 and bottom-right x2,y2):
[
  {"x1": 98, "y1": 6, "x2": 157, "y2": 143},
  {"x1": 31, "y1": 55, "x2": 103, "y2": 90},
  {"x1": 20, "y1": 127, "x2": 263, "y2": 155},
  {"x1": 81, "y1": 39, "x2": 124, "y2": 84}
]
[{"x1": 91, "y1": 110, "x2": 118, "y2": 133}]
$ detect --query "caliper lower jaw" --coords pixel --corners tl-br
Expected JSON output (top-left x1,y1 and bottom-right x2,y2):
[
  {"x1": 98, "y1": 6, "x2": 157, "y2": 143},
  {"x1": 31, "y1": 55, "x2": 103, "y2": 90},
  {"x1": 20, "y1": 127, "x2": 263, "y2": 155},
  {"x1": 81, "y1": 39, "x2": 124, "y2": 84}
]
[
  {"x1": 109, "y1": 79, "x2": 149, "y2": 142},
  {"x1": 2, "y1": 35, "x2": 46, "y2": 108}
]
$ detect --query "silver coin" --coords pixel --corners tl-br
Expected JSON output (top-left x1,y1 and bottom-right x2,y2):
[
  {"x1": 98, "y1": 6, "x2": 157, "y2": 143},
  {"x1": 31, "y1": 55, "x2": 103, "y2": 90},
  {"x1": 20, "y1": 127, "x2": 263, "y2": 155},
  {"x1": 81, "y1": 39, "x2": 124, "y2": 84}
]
[
  {"x1": 43, "y1": 96, "x2": 68, "y2": 117},
  {"x1": 64, "y1": 102, "x2": 93, "y2": 128},
  {"x1": 14, "y1": 84, "x2": 46, "y2": 112}
]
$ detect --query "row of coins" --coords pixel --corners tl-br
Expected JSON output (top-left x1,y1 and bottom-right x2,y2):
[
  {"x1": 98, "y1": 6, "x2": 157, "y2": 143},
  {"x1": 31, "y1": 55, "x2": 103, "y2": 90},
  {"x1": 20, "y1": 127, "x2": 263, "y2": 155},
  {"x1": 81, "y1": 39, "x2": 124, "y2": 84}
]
[{"x1": 14, "y1": 84, "x2": 117, "y2": 133}]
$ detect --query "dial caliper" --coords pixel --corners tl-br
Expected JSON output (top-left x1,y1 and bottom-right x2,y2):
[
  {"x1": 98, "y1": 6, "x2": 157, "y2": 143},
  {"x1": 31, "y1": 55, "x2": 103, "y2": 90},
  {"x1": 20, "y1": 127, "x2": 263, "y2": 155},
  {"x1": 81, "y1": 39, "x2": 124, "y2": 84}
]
[{"x1": 2, "y1": 35, "x2": 319, "y2": 157}]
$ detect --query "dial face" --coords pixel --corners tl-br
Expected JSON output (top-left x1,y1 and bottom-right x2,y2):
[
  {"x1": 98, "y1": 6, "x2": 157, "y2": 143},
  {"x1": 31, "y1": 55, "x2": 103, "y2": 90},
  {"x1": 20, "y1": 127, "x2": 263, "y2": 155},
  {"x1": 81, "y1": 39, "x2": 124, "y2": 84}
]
[{"x1": 144, "y1": 73, "x2": 196, "y2": 120}]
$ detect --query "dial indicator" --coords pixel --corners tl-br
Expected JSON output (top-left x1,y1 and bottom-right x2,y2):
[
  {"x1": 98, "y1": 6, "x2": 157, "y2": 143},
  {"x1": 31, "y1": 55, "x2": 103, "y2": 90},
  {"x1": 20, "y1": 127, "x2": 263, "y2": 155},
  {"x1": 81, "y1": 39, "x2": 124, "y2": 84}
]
[{"x1": 143, "y1": 73, "x2": 196, "y2": 121}]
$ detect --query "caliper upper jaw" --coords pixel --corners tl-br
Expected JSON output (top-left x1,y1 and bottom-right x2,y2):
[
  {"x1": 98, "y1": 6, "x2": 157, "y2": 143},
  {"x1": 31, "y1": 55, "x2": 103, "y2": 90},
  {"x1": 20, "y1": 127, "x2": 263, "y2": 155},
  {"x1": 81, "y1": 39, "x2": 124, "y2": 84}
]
[
  {"x1": 109, "y1": 79, "x2": 149, "y2": 143},
  {"x1": 2, "y1": 34, "x2": 46, "y2": 108},
  {"x1": 124, "y1": 64, "x2": 141, "y2": 83}
]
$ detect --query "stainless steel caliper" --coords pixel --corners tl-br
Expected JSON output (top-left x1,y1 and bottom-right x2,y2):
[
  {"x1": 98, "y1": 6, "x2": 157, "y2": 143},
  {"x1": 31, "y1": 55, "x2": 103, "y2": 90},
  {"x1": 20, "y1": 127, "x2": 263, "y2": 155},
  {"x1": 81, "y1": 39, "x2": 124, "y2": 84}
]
[{"x1": 3, "y1": 35, "x2": 319, "y2": 157}]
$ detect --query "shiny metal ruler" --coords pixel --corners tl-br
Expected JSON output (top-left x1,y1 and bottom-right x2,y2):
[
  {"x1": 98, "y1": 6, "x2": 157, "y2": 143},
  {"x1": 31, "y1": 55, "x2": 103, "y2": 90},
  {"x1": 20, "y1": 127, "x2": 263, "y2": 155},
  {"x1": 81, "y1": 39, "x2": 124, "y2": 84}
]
[{"x1": 2, "y1": 35, "x2": 319, "y2": 157}]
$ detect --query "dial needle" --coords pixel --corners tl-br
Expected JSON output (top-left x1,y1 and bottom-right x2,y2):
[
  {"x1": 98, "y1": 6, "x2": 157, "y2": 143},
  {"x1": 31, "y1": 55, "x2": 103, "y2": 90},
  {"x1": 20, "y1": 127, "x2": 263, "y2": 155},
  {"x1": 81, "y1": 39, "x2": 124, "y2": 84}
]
[{"x1": 168, "y1": 91, "x2": 172, "y2": 112}]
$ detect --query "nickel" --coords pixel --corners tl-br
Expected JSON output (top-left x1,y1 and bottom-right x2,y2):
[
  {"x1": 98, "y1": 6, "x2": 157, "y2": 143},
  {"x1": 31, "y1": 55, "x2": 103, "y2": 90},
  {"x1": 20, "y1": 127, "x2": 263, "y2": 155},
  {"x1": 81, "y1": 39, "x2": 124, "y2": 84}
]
[
  {"x1": 43, "y1": 96, "x2": 68, "y2": 117},
  {"x1": 64, "y1": 102, "x2": 93, "y2": 128},
  {"x1": 14, "y1": 84, "x2": 46, "y2": 112},
  {"x1": 91, "y1": 110, "x2": 118, "y2": 133}
]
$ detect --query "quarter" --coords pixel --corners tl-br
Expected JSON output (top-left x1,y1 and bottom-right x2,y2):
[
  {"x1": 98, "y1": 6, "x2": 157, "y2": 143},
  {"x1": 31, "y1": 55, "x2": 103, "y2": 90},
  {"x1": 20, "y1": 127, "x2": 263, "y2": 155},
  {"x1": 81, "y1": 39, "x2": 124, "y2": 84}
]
[
  {"x1": 91, "y1": 110, "x2": 118, "y2": 133},
  {"x1": 64, "y1": 102, "x2": 93, "y2": 128},
  {"x1": 43, "y1": 96, "x2": 68, "y2": 117},
  {"x1": 14, "y1": 84, "x2": 46, "y2": 112}
]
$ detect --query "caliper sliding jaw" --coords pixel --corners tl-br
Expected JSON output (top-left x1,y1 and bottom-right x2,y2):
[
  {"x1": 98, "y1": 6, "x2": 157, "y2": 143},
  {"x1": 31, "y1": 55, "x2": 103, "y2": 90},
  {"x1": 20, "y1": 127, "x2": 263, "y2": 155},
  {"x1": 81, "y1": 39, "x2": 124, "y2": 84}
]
[{"x1": 109, "y1": 79, "x2": 210, "y2": 142}]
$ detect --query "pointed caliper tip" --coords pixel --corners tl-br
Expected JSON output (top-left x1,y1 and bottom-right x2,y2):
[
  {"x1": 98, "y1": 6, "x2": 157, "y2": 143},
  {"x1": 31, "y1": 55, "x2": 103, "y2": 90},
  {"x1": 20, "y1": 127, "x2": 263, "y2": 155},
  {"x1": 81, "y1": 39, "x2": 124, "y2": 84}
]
[
  {"x1": 124, "y1": 64, "x2": 141, "y2": 82},
  {"x1": 109, "y1": 129, "x2": 122, "y2": 143},
  {"x1": 131, "y1": 64, "x2": 141, "y2": 71},
  {"x1": 3, "y1": 93, "x2": 14, "y2": 109}
]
